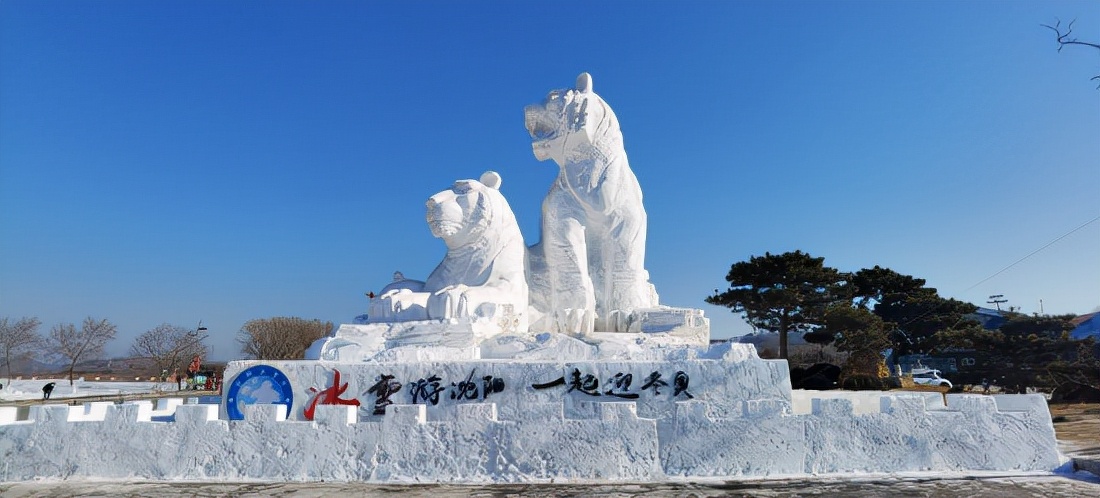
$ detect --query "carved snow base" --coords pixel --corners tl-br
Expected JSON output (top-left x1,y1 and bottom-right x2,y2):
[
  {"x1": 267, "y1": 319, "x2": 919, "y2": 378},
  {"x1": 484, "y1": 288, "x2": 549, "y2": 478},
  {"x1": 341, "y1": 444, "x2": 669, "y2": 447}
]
[
  {"x1": 308, "y1": 307, "x2": 712, "y2": 363},
  {"x1": 589, "y1": 306, "x2": 710, "y2": 351},
  {"x1": 307, "y1": 320, "x2": 500, "y2": 363},
  {"x1": 0, "y1": 367, "x2": 1061, "y2": 482}
]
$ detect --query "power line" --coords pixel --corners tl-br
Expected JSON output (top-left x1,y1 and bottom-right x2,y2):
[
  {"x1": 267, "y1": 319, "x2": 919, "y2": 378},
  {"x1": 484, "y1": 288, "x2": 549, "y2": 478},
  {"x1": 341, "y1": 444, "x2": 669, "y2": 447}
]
[
  {"x1": 898, "y1": 214, "x2": 1100, "y2": 331},
  {"x1": 962, "y1": 214, "x2": 1100, "y2": 294}
]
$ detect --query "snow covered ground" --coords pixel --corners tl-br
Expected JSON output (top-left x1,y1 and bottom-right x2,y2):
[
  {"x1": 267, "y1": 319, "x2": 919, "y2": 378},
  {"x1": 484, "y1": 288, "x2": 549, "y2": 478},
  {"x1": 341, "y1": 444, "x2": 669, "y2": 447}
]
[
  {"x1": 0, "y1": 378, "x2": 169, "y2": 402},
  {"x1": 1, "y1": 473, "x2": 1098, "y2": 497}
]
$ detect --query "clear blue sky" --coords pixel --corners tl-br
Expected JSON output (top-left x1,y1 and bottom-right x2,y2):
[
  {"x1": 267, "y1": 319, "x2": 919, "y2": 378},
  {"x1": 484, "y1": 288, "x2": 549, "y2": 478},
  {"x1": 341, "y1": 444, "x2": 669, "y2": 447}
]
[{"x1": 2, "y1": 1, "x2": 1098, "y2": 361}]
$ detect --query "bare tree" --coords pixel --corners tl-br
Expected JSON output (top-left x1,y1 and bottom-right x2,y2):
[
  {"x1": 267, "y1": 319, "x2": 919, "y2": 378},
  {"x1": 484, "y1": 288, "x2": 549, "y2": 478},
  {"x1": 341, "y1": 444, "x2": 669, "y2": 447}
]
[
  {"x1": 50, "y1": 317, "x2": 118, "y2": 386},
  {"x1": 238, "y1": 317, "x2": 333, "y2": 360},
  {"x1": 1042, "y1": 19, "x2": 1100, "y2": 85},
  {"x1": 0, "y1": 316, "x2": 43, "y2": 379},
  {"x1": 129, "y1": 323, "x2": 209, "y2": 381}
]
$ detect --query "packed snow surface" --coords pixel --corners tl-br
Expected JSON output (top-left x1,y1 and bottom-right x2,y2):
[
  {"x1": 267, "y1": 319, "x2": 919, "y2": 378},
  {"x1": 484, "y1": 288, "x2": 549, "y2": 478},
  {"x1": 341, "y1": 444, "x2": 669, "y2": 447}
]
[{"x1": 0, "y1": 378, "x2": 169, "y2": 402}]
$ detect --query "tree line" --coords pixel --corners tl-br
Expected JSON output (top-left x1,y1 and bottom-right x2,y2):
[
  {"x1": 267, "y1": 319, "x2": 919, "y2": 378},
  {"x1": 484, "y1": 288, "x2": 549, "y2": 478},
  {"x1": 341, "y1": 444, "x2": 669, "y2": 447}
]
[
  {"x1": 708, "y1": 250, "x2": 1098, "y2": 388},
  {"x1": 0, "y1": 316, "x2": 333, "y2": 385}
]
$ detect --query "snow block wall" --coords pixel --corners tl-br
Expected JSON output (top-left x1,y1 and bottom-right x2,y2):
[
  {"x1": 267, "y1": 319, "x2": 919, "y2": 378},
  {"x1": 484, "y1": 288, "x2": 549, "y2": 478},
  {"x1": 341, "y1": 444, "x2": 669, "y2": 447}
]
[{"x1": 0, "y1": 348, "x2": 1060, "y2": 482}]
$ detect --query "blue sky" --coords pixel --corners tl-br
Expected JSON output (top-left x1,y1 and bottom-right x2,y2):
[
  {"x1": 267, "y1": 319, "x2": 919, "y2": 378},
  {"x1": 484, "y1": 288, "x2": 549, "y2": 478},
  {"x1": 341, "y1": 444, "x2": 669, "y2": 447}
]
[{"x1": 2, "y1": 1, "x2": 1098, "y2": 361}]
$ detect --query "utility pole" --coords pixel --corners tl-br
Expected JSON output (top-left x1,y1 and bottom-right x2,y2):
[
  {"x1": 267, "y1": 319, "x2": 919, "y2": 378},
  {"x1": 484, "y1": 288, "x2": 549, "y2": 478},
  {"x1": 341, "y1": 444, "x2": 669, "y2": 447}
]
[{"x1": 987, "y1": 294, "x2": 1007, "y2": 311}]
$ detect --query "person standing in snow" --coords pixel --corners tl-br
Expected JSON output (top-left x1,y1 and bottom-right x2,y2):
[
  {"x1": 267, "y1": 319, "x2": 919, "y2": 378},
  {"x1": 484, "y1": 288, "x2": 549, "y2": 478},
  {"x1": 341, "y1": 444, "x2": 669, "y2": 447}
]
[{"x1": 42, "y1": 382, "x2": 56, "y2": 400}]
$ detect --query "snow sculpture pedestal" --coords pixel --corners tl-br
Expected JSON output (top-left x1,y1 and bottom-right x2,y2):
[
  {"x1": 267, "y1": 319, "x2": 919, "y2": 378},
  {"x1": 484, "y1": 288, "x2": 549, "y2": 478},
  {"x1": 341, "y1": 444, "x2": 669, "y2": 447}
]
[
  {"x1": 203, "y1": 330, "x2": 1060, "y2": 482},
  {"x1": 0, "y1": 348, "x2": 1063, "y2": 482}
]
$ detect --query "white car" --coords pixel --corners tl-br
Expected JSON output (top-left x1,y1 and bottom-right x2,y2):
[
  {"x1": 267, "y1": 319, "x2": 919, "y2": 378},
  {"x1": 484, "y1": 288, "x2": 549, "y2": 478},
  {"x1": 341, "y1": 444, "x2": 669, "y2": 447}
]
[{"x1": 911, "y1": 368, "x2": 953, "y2": 389}]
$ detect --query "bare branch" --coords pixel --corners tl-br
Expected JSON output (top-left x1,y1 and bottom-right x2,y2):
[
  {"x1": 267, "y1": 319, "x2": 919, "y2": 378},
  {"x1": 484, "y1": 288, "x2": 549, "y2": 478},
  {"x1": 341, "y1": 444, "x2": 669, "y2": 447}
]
[
  {"x1": 130, "y1": 323, "x2": 208, "y2": 381},
  {"x1": 1042, "y1": 18, "x2": 1100, "y2": 86},
  {"x1": 50, "y1": 317, "x2": 117, "y2": 385},
  {"x1": 0, "y1": 316, "x2": 44, "y2": 379},
  {"x1": 1044, "y1": 19, "x2": 1100, "y2": 51}
]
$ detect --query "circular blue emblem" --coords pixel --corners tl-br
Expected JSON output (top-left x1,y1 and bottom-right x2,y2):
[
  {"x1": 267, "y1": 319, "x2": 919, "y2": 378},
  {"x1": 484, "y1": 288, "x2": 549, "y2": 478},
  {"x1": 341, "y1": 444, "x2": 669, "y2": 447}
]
[{"x1": 225, "y1": 365, "x2": 294, "y2": 420}]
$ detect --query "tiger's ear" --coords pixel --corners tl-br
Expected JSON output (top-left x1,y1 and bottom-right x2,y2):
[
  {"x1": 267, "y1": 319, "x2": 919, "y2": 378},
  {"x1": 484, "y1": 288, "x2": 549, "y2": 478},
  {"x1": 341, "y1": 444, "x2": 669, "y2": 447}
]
[
  {"x1": 480, "y1": 171, "x2": 502, "y2": 190},
  {"x1": 576, "y1": 72, "x2": 592, "y2": 93}
]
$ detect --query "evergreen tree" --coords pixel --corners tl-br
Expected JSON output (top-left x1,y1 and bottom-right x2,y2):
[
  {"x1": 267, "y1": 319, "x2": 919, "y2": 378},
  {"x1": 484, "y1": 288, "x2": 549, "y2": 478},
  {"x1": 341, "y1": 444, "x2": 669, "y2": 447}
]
[{"x1": 707, "y1": 250, "x2": 844, "y2": 359}]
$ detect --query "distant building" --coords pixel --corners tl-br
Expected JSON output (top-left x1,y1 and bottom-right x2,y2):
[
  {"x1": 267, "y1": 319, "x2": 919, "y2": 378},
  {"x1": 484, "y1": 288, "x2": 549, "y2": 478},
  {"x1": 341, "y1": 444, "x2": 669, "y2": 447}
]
[
  {"x1": 968, "y1": 307, "x2": 1005, "y2": 330},
  {"x1": 1070, "y1": 312, "x2": 1100, "y2": 341}
]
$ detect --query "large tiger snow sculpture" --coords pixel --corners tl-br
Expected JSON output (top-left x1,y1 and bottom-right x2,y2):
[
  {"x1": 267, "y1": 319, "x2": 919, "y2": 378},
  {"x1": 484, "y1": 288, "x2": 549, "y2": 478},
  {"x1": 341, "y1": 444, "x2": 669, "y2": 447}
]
[
  {"x1": 369, "y1": 171, "x2": 529, "y2": 333},
  {"x1": 524, "y1": 72, "x2": 659, "y2": 334}
]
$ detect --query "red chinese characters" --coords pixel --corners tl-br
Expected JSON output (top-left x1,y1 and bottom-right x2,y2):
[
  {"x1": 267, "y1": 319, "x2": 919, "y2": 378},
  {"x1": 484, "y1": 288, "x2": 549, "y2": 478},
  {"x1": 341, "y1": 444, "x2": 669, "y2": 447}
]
[{"x1": 303, "y1": 369, "x2": 361, "y2": 420}]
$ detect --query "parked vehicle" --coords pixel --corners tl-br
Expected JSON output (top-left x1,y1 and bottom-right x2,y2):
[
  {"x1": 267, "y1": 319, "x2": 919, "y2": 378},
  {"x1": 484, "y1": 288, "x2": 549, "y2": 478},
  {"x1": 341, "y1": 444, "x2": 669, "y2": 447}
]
[{"x1": 911, "y1": 367, "x2": 953, "y2": 389}]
